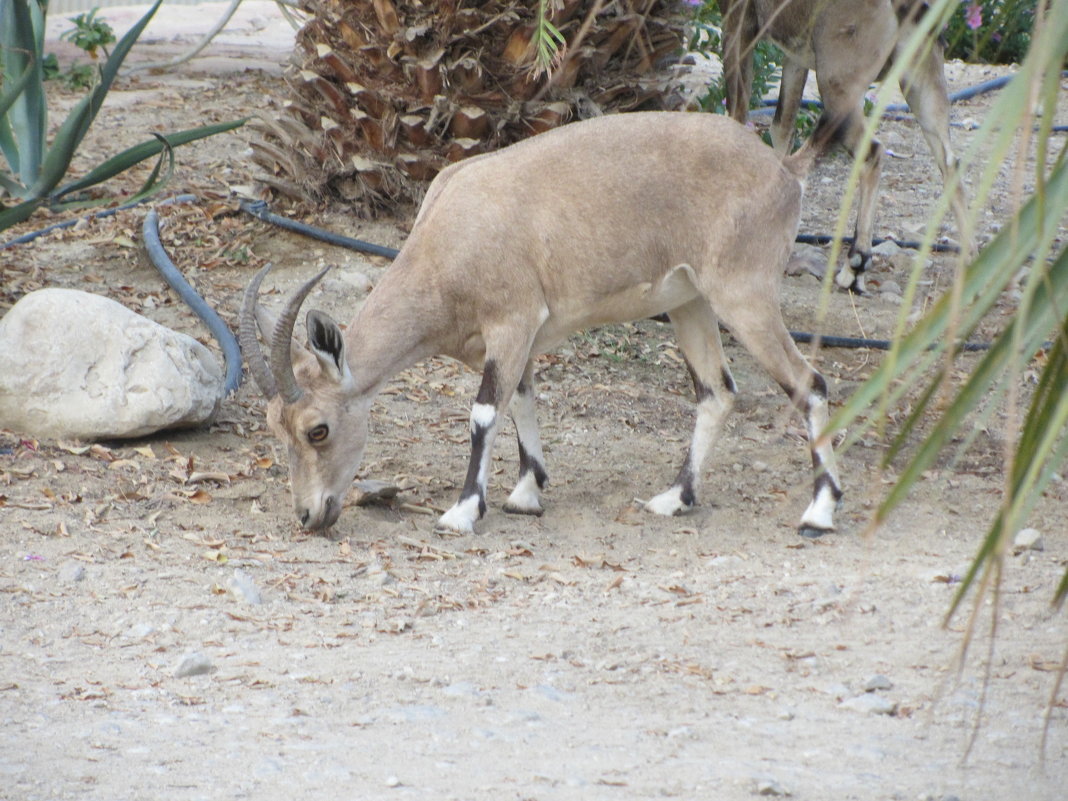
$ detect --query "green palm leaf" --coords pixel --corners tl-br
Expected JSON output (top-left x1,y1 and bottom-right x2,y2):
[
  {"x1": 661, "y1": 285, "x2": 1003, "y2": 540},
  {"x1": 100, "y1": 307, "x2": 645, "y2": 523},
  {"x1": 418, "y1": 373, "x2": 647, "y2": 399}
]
[{"x1": 826, "y1": 0, "x2": 1068, "y2": 618}]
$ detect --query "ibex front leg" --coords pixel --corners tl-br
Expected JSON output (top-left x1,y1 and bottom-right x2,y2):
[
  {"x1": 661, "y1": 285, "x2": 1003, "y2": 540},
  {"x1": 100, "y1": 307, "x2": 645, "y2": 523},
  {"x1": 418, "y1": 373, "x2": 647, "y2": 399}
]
[
  {"x1": 437, "y1": 327, "x2": 539, "y2": 535},
  {"x1": 437, "y1": 361, "x2": 507, "y2": 535}
]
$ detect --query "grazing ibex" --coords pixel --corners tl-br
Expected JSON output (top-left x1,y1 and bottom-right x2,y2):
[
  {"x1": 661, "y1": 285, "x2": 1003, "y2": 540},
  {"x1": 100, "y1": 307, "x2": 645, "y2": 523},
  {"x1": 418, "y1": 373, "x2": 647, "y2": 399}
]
[
  {"x1": 240, "y1": 112, "x2": 842, "y2": 537},
  {"x1": 719, "y1": 0, "x2": 971, "y2": 293}
]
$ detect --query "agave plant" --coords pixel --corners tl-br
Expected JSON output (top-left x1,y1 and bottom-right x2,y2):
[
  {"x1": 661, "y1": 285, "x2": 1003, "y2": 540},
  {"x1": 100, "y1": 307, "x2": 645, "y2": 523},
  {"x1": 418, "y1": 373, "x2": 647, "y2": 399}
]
[
  {"x1": 0, "y1": 0, "x2": 245, "y2": 232},
  {"x1": 825, "y1": 0, "x2": 1068, "y2": 618}
]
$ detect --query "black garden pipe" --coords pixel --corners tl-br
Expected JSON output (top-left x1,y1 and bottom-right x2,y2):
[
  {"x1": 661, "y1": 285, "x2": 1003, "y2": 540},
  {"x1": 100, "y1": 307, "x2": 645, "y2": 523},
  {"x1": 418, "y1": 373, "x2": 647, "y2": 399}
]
[
  {"x1": 1, "y1": 192, "x2": 196, "y2": 249},
  {"x1": 142, "y1": 207, "x2": 243, "y2": 395},
  {"x1": 239, "y1": 199, "x2": 400, "y2": 259}
]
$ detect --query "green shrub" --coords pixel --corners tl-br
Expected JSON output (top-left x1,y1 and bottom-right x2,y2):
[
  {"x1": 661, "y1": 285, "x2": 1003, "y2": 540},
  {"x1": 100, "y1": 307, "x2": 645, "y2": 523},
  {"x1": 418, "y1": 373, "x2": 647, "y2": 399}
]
[
  {"x1": 1, "y1": 0, "x2": 245, "y2": 232},
  {"x1": 942, "y1": 1, "x2": 1035, "y2": 64}
]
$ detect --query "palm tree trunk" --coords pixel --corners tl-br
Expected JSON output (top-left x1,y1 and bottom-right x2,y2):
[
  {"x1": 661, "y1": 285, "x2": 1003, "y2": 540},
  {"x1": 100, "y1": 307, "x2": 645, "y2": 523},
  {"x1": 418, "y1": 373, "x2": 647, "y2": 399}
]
[{"x1": 250, "y1": 0, "x2": 688, "y2": 213}]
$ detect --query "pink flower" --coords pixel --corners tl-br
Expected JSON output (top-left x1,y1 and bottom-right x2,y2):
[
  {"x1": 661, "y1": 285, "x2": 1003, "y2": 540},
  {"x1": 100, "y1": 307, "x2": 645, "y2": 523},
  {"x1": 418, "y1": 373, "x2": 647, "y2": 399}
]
[{"x1": 965, "y1": 2, "x2": 982, "y2": 30}]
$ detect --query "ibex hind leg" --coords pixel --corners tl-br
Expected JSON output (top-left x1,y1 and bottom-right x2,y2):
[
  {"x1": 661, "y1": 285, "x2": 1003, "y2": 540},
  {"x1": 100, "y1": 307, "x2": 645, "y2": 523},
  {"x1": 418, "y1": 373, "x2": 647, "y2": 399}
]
[
  {"x1": 720, "y1": 304, "x2": 842, "y2": 536},
  {"x1": 646, "y1": 299, "x2": 736, "y2": 517},
  {"x1": 503, "y1": 359, "x2": 548, "y2": 517}
]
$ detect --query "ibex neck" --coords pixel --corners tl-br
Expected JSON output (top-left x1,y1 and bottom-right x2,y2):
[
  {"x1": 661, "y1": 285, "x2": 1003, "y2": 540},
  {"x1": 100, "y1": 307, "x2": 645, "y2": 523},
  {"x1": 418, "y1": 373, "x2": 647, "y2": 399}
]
[{"x1": 345, "y1": 265, "x2": 444, "y2": 396}]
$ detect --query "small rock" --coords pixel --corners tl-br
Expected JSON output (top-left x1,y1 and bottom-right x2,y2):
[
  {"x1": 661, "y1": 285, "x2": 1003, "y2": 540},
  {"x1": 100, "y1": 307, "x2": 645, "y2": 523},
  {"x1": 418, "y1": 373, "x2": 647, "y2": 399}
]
[
  {"x1": 706, "y1": 555, "x2": 743, "y2": 569},
  {"x1": 1013, "y1": 528, "x2": 1044, "y2": 554},
  {"x1": 338, "y1": 270, "x2": 373, "y2": 295},
  {"x1": 127, "y1": 623, "x2": 157, "y2": 640},
  {"x1": 839, "y1": 693, "x2": 897, "y2": 716},
  {"x1": 755, "y1": 779, "x2": 790, "y2": 796},
  {"x1": 385, "y1": 776, "x2": 401, "y2": 788},
  {"x1": 785, "y1": 244, "x2": 827, "y2": 279},
  {"x1": 174, "y1": 652, "x2": 215, "y2": 678},
  {"x1": 872, "y1": 239, "x2": 902, "y2": 258},
  {"x1": 442, "y1": 681, "x2": 482, "y2": 698},
  {"x1": 354, "y1": 479, "x2": 402, "y2": 506},
  {"x1": 880, "y1": 280, "x2": 903, "y2": 295},
  {"x1": 535, "y1": 683, "x2": 572, "y2": 703},
  {"x1": 864, "y1": 674, "x2": 893, "y2": 693},
  {"x1": 58, "y1": 560, "x2": 86, "y2": 582},
  {"x1": 890, "y1": 252, "x2": 918, "y2": 273},
  {"x1": 227, "y1": 568, "x2": 262, "y2": 604}
]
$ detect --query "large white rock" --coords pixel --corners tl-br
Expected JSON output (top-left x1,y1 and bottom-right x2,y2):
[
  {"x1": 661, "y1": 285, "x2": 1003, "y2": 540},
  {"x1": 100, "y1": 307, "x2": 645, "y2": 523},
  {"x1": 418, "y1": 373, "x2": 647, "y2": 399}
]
[{"x1": 0, "y1": 288, "x2": 223, "y2": 440}]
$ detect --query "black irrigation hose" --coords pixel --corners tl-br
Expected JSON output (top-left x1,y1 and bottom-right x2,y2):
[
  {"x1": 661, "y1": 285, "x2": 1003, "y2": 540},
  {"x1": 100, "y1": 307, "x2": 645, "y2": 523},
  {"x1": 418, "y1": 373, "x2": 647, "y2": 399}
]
[
  {"x1": 759, "y1": 74, "x2": 1016, "y2": 114},
  {"x1": 142, "y1": 207, "x2": 243, "y2": 396},
  {"x1": 795, "y1": 232, "x2": 961, "y2": 254},
  {"x1": 239, "y1": 199, "x2": 401, "y2": 259},
  {"x1": 1, "y1": 192, "x2": 197, "y2": 249},
  {"x1": 789, "y1": 331, "x2": 989, "y2": 352},
  {"x1": 755, "y1": 72, "x2": 1067, "y2": 132}
]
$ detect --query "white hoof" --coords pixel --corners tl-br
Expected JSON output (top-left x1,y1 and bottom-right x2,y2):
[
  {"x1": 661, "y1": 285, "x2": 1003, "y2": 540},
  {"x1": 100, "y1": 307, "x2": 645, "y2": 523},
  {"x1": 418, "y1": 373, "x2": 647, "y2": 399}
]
[
  {"x1": 503, "y1": 473, "x2": 543, "y2": 516},
  {"x1": 835, "y1": 266, "x2": 857, "y2": 290},
  {"x1": 800, "y1": 485, "x2": 838, "y2": 533},
  {"x1": 644, "y1": 487, "x2": 692, "y2": 517},
  {"x1": 436, "y1": 495, "x2": 480, "y2": 535}
]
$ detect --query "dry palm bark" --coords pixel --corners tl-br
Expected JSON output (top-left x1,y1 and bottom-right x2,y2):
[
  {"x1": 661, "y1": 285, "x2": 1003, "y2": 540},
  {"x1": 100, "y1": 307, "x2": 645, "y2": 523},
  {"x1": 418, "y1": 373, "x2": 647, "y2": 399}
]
[{"x1": 251, "y1": 0, "x2": 689, "y2": 213}]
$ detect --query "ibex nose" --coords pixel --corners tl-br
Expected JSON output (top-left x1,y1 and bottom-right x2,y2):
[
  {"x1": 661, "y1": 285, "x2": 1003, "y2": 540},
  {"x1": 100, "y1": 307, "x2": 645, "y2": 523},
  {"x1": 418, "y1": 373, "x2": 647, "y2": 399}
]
[{"x1": 297, "y1": 496, "x2": 340, "y2": 530}]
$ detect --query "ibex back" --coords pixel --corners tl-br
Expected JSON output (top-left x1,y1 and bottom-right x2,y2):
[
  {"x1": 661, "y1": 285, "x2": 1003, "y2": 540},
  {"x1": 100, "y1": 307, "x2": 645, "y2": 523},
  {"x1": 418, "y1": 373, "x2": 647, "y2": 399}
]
[
  {"x1": 720, "y1": 0, "x2": 971, "y2": 293},
  {"x1": 240, "y1": 112, "x2": 842, "y2": 537}
]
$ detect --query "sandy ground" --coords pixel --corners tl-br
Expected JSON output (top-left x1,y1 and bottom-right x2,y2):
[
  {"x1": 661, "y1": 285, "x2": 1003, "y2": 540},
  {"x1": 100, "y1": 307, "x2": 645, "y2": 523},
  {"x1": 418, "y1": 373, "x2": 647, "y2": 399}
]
[{"x1": 1, "y1": 4, "x2": 1066, "y2": 800}]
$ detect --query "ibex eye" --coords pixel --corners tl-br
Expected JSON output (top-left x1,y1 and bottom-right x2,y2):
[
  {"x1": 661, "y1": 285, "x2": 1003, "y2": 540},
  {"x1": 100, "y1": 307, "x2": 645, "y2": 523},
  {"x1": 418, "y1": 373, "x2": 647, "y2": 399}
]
[{"x1": 308, "y1": 424, "x2": 329, "y2": 443}]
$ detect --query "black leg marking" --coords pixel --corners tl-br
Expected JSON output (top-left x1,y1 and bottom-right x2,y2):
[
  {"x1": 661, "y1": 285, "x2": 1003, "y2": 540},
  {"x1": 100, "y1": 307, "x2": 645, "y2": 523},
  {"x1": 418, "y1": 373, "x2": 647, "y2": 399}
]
[
  {"x1": 518, "y1": 441, "x2": 548, "y2": 489},
  {"x1": 721, "y1": 367, "x2": 738, "y2": 395},
  {"x1": 476, "y1": 359, "x2": 500, "y2": 406},
  {"x1": 458, "y1": 360, "x2": 501, "y2": 517},
  {"x1": 676, "y1": 465, "x2": 697, "y2": 509}
]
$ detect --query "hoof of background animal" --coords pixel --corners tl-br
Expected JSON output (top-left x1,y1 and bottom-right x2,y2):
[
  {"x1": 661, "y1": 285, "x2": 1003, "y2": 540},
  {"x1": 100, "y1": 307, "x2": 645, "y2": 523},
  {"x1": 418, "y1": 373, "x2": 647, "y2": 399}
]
[
  {"x1": 797, "y1": 525, "x2": 834, "y2": 539},
  {"x1": 835, "y1": 267, "x2": 866, "y2": 295},
  {"x1": 643, "y1": 488, "x2": 693, "y2": 517}
]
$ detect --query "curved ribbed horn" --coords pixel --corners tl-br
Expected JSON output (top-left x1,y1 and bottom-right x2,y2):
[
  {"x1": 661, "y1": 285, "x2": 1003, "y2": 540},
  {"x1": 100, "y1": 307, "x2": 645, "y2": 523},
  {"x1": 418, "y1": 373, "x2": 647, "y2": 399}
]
[
  {"x1": 270, "y1": 266, "x2": 332, "y2": 405},
  {"x1": 239, "y1": 263, "x2": 279, "y2": 399}
]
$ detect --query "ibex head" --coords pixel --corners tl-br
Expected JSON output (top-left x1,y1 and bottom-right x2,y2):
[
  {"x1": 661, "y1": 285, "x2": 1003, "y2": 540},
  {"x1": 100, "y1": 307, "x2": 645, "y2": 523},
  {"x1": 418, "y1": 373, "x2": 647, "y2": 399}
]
[{"x1": 240, "y1": 264, "x2": 370, "y2": 530}]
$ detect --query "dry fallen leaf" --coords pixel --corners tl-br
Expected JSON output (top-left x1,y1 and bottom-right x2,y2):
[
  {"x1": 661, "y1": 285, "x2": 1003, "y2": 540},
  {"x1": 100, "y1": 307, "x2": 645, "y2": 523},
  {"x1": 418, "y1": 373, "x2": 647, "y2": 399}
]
[{"x1": 1029, "y1": 654, "x2": 1064, "y2": 672}]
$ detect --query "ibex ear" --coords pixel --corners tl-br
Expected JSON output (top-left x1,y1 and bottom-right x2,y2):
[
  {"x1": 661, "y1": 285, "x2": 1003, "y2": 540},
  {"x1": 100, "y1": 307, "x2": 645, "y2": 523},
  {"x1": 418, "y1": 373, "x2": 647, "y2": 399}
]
[{"x1": 306, "y1": 310, "x2": 352, "y2": 385}]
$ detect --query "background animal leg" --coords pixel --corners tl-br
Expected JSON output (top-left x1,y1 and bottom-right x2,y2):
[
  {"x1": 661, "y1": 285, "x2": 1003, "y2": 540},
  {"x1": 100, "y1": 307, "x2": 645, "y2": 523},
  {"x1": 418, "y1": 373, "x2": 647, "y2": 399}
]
[
  {"x1": 721, "y1": 0, "x2": 758, "y2": 125},
  {"x1": 826, "y1": 105, "x2": 883, "y2": 294},
  {"x1": 772, "y1": 60, "x2": 808, "y2": 153},
  {"x1": 899, "y1": 45, "x2": 973, "y2": 255}
]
